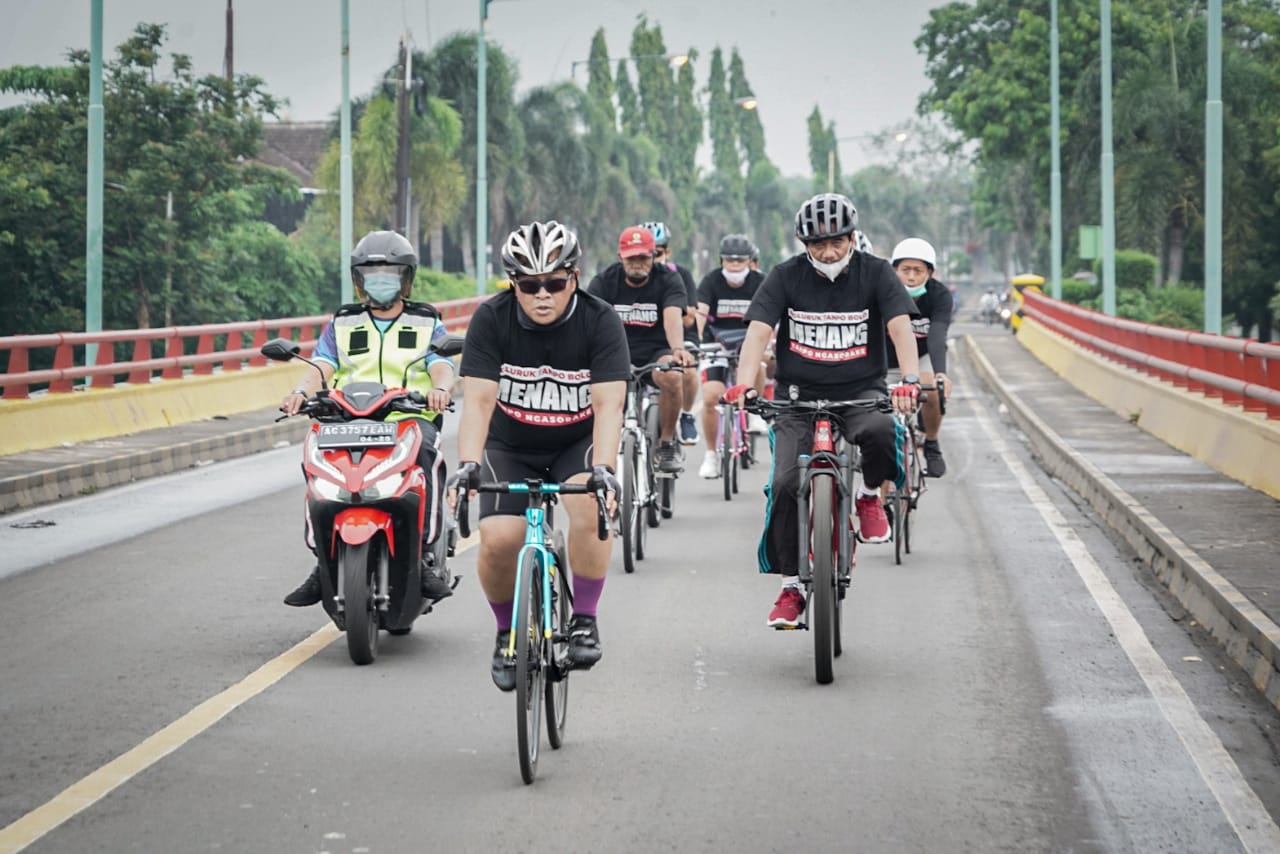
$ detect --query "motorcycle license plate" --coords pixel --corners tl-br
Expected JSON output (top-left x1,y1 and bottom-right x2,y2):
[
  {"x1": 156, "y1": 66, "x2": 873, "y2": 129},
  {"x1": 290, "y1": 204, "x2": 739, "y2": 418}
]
[{"x1": 316, "y1": 422, "x2": 398, "y2": 448}]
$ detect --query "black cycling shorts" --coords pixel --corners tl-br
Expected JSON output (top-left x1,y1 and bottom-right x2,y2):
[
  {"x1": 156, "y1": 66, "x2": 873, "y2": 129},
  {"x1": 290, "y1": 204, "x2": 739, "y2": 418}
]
[{"x1": 477, "y1": 433, "x2": 594, "y2": 519}]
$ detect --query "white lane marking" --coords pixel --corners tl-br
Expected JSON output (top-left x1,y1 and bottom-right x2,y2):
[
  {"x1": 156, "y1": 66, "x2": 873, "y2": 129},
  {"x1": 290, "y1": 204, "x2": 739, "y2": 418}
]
[
  {"x1": 974, "y1": 404, "x2": 1280, "y2": 852},
  {"x1": 0, "y1": 535, "x2": 480, "y2": 853}
]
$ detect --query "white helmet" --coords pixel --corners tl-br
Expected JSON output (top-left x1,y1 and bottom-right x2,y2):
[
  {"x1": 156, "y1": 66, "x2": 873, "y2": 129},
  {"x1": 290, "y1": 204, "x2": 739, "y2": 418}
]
[
  {"x1": 501, "y1": 220, "x2": 582, "y2": 276},
  {"x1": 890, "y1": 237, "x2": 937, "y2": 270}
]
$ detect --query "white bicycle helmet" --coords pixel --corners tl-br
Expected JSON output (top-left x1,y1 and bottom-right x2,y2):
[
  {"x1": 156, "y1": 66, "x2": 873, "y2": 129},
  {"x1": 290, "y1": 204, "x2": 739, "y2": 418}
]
[
  {"x1": 501, "y1": 220, "x2": 582, "y2": 276},
  {"x1": 891, "y1": 237, "x2": 937, "y2": 270}
]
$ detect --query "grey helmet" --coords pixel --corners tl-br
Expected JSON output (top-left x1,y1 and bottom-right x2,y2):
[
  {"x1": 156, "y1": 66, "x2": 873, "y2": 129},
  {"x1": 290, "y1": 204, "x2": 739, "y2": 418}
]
[
  {"x1": 719, "y1": 233, "x2": 754, "y2": 259},
  {"x1": 502, "y1": 220, "x2": 582, "y2": 276},
  {"x1": 795, "y1": 193, "x2": 859, "y2": 244},
  {"x1": 350, "y1": 230, "x2": 417, "y2": 305}
]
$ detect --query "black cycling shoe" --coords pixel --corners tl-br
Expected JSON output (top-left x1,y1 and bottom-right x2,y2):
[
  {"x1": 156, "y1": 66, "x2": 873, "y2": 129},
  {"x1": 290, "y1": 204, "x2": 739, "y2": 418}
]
[
  {"x1": 923, "y1": 439, "x2": 947, "y2": 478},
  {"x1": 491, "y1": 630, "x2": 516, "y2": 692},
  {"x1": 565, "y1": 614, "x2": 603, "y2": 669},
  {"x1": 283, "y1": 565, "x2": 322, "y2": 607},
  {"x1": 420, "y1": 556, "x2": 453, "y2": 602},
  {"x1": 654, "y1": 441, "x2": 683, "y2": 474}
]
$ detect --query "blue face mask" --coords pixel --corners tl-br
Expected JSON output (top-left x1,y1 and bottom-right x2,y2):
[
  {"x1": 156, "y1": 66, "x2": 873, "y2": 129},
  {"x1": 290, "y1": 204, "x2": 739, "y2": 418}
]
[
  {"x1": 906, "y1": 283, "x2": 927, "y2": 298},
  {"x1": 362, "y1": 273, "x2": 402, "y2": 306}
]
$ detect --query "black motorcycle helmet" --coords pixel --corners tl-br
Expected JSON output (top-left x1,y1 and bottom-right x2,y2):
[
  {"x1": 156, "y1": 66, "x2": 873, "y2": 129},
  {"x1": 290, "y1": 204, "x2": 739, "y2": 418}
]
[{"x1": 350, "y1": 230, "x2": 417, "y2": 307}]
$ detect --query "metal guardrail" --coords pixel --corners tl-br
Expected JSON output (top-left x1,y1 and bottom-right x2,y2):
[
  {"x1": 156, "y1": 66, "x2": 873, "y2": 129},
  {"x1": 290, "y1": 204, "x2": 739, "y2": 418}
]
[
  {"x1": 0, "y1": 296, "x2": 487, "y2": 400},
  {"x1": 1023, "y1": 290, "x2": 1280, "y2": 420}
]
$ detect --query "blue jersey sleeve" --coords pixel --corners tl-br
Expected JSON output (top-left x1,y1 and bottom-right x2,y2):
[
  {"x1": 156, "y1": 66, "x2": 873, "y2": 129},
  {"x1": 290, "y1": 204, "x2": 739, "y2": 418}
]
[{"x1": 313, "y1": 322, "x2": 339, "y2": 368}]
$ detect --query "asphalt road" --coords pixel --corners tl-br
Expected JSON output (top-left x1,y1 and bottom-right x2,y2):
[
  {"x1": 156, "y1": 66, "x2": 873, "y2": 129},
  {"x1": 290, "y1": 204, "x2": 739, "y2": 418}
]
[{"x1": 3, "y1": 330, "x2": 1279, "y2": 853}]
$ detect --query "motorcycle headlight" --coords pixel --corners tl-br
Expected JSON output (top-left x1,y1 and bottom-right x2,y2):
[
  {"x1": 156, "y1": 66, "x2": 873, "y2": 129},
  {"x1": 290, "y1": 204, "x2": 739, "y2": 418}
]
[
  {"x1": 305, "y1": 431, "x2": 345, "y2": 483},
  {"x1": 311, "y1": 477, "x2": 345, "y2": 501},
  {"x1": 362, "y1": 471, "x2": 406, "y2": 500},
  {"x1": 364, "y1": 427, "x2": 417, "y2": 484}
]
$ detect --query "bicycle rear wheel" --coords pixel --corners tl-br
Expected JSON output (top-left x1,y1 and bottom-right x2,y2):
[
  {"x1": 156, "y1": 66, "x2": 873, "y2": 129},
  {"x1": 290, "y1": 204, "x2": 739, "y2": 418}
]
[
  {"x1": 514, "y1": 550, "x2": 544, "y2": 784},
  {"x1": 811, "y1": 475, "x2": 837, "y2": 685},
  {"x1": 621, "y1": 432, "x2": 638, "y2": 574},
  {"x1": 545, "y1": 544, "x2": 570, "y2": 749},
  {"x1": 719, "y1": 408, "x2": 733, "y2": 501}
]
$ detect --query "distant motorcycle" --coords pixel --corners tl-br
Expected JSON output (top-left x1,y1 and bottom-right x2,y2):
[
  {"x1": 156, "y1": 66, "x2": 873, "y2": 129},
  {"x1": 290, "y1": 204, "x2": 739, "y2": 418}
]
[{"x1": 261, "y1": 335, "x2": 462, "y2": 665}]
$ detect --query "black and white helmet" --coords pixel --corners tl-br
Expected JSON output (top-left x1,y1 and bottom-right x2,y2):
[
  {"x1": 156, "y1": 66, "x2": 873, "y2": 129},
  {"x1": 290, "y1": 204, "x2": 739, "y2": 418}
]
[
  {"x1": 719, "y1": 234, "x2": 753, "y2": 259},
  {"x1": 795, "y1": 193, "x2": 859, "y2": 244},
  {"x1": 501, "y1": 220, "x2": 582, "y2": 276}
]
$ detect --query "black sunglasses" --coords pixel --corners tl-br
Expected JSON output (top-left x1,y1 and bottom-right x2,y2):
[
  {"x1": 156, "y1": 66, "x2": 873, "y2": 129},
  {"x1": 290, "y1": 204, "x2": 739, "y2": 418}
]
[{"x1": 513, "y1": 275, "x2": 572, "y2": 295}]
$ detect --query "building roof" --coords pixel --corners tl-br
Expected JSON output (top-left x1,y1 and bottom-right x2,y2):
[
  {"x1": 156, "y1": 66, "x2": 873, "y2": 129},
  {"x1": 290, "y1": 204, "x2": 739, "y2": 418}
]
[{"x1": 259, "y1": 121, "x2": 331, "y2": 186}]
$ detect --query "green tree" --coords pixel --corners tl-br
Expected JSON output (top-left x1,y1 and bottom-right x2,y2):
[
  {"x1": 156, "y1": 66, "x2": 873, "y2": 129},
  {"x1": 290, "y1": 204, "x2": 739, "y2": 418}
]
[
  {"x1": 707, "y1": 49, "x2": 743, "y2": 204},
  {"x1": 0, "y1": 24, "x2": 303, "y2": 337}
]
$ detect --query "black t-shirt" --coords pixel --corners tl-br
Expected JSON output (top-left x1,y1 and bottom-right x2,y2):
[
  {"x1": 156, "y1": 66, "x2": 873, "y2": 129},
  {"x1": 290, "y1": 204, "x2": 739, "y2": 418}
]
[
  {"x1": 696, "y1": 269, "x2": 765, "y2": 345},
  {"x1": 745, "y1": 252, "x2": 916, "y2": 399},
  {"x1": 586, "y1": 262, "x2": 688, "y2": 364},
  {"x1": 460, "y1": 289, "x2": 631, "y2": 450},
  {"x1": 888, "y1": 277, "x2": 952, "y2": 374},
  {"x1": 670, "y1": 262, "x2": 699, "y2": 343}
]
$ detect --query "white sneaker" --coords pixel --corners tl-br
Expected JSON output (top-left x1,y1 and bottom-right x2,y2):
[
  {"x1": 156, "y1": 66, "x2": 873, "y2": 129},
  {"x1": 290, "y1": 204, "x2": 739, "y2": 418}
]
[
  {"x1": 699, "y1": 451, "x2": 720, "y2": 479},
  {"x1": 747, "y1": 413, "x2": 769, "y2": 435}
]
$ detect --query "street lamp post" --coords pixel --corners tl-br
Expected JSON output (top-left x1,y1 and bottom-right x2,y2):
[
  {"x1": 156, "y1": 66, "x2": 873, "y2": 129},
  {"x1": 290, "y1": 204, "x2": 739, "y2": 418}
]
[{"x1": 475, "y1": 0, "x2": 490, "y2": 296}]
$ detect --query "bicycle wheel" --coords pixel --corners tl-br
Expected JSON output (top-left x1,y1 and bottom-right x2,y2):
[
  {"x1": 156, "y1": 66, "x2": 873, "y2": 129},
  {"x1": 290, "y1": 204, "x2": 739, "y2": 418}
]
[
  {"x1": 644, "y1": 403, "x2": 667, "y2": 524},
  {"x1": 810, "y1": 475, "x2": 837, "y2": 685},
  {"x1": 514, "y1": 550, "x2": 543, "y2": 784},
  {"x1": 620, "y1": 432, "x2": 638, "y2": 574},
  {"x1": 545, "y1": 543, "x2": 570, "y2": 749},
  {"x1": 720, "y1": 408, "x2": 733, "y2": 501},
  {"x1": 730, "y1": 423, "x2": 740, "y2": 495},
  {"x1": 634, "y1": 444, "x2": 648, "y2": 561}
]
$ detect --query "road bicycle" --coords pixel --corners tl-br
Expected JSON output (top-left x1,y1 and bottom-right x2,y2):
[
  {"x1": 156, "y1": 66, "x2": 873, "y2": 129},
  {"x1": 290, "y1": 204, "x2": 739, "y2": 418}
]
[
  {"x1": 456, "y1": 478, "x2": 608, "y2": 784},
  {"x1": 747, "y1": 395, "x2": 886, "y2": 684},
  {"x1": 617, "y1": 361, "x2": 682, "y2": 572},
  {"x1": 884, "y1": 381, "x2": 944, "y2": 565},
  {"x1": 700, "y1": 339, "x2": 758, "y2": 502}
]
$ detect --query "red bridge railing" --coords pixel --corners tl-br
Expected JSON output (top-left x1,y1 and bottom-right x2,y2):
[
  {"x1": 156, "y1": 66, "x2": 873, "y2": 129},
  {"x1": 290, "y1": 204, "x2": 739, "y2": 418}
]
[
  {"x1": 0, "y1": 295, "x2": 487, "y2": 400},
  {"x1": 1022, "y1": 289, "x2": 1280, "y2": 420}
]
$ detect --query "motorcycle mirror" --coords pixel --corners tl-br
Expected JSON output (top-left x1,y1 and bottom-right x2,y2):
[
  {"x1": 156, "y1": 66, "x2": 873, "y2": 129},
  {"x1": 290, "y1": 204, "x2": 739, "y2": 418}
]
[
  {"x1": 260, "y1": 338, "x2": 300, "y2": 362},
  {"x1": 434, "y1": 334, "x2": 464, "y2": 359}
]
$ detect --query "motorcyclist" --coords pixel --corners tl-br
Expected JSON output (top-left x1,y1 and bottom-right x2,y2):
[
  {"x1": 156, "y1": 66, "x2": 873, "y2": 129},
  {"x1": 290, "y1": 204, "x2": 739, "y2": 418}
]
[{"x1": 281, "y1": 230, "x2": 456, "y2": 607}]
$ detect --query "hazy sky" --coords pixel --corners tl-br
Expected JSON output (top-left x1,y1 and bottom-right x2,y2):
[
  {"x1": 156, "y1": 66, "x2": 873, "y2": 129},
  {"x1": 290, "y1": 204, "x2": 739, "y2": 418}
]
[{"x1": 0, "y1": 0, "x2": 939, "y2": 178}]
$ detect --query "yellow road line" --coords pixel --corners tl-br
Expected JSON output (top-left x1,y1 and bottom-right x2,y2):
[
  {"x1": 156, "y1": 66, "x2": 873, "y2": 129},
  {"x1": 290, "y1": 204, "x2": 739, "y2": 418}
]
[
  {"x1": 0, "y1": 625, "x2": 342, "y2": 853},
  {"x1": 0, "y1": 535, "x2": 479, "y2": 854}
]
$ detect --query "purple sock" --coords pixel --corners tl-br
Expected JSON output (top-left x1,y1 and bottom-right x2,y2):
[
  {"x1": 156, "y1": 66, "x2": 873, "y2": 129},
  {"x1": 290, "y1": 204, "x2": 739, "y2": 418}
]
[
  {"x1": 572, "y1": 575, "x2": 606, "y2": 617},
  {"x1": 489, "y1": 599, "x2": 513, "y2": 631}
]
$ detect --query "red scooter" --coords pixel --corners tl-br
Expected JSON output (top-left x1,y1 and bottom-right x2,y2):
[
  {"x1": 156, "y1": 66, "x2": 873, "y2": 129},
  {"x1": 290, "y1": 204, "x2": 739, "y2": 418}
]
[{"x1": 262, "y1": 335, "x2": 462, "y2": 665}]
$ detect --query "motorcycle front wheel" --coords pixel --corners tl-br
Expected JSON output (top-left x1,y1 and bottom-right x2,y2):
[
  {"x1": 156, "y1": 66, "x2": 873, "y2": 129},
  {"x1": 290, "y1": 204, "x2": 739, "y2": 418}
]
[{"x1": 341, "y1": 540, "x2": 379, "y2": 665}]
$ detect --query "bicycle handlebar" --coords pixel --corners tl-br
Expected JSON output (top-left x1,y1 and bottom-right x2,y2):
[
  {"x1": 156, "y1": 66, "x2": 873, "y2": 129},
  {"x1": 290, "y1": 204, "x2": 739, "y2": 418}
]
[
  {"x1": 454, "y1": 480, "x2": 609, "y2": 542},
  {"x1": 744, "y1": 397, "x2": 889, "y2": 418}
]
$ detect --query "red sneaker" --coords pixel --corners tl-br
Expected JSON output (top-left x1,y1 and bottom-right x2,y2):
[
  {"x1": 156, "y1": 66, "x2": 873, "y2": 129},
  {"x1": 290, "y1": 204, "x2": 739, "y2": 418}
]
[
  {"x1": 855, "y1": 495, "x2": 890, "y2": 543},
  {"x1": 767, "y1": 587, "x2": 805, "y2": 628}
]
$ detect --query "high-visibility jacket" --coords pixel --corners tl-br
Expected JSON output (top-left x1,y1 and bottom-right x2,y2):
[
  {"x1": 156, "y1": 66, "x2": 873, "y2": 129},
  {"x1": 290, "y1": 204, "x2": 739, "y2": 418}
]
[{"x1": 330, "y1": 301, "x2": 445, "y2": 422}]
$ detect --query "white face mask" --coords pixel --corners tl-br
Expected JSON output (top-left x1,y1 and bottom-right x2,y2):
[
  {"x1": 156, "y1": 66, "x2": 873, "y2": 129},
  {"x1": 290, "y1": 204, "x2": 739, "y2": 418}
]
[
  {"x1": 807, "y1": 246, "x2": 854, "y2": 281},
  {"x1": 722, "y1": 268, "x2": 749, "y2": 285}
]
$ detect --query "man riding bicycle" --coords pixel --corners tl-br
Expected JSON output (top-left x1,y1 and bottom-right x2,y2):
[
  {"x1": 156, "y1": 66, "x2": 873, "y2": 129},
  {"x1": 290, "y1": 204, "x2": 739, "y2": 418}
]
[
  {"x1": 695, "y1": 233, "x2": 766, "y2": 479},
  {"x1": 889, "y1": 237, "x2": 953, "y2": 477},
  {"x1": 724, "y1": 194, "x2": 921, "y2": 628},
  {"x1": 281, "y1": 230, "x2": 456, "y2": 608},
  {"x1": 587, "y1": 226, "x2": 697, "y2": 473},
  {"x1": 452, "y1": 221, "x2": 629, "y2": 691},
  {"x1": 642, "y1": 221, "x2": 702, "y2": 448}
]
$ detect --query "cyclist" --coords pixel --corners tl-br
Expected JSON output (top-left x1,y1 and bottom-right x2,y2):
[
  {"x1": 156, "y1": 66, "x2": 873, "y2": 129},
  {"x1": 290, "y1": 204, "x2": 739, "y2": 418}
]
[
  {"x1": 587, "y1": 225, "x2": 696, "y2": 473},
  {"x1": 979, "y1": 288, "x2": 1000, "y2": 323},
  {"x1": 450, "y1": 221, "x2": 629, "y2": 691},
  {"x1": 694, "y1": 233, "x2": 766, "y2": 479},
  {"x1": 889, "y1": 237, "x2": 952, "y2": 477},
  {"x1": 281, "y1": 230, "x2": 456, "y2": 608},
  {"x1": 723, "y1": 193, "x2": 921, "y2": 628},
  {"x1": 643, "y1": 220, "x2": 701, "y2": 448}
]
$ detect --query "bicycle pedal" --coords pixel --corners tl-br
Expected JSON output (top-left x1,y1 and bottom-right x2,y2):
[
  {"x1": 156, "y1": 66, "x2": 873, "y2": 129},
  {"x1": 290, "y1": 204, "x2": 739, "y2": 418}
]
[{"x1": 772, "y1": 623, "x2": 806, "y2": 631}]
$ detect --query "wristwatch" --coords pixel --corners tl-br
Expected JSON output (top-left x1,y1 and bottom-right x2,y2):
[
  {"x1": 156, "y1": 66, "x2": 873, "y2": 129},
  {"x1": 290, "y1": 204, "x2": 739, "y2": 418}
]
[{"x1": 901, "y1": 374, "x2": 920, "y2": 385}]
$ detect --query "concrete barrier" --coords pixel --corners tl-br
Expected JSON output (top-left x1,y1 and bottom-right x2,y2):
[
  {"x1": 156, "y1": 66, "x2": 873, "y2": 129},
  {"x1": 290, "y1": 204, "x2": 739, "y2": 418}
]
[
  {"x1": 2, "y1": 364, "x2": 300, "y2": 456},
  {"x1": 1017, "y1": 317, "x2": 1280, "y2": 500}
]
